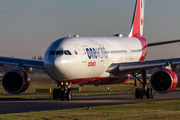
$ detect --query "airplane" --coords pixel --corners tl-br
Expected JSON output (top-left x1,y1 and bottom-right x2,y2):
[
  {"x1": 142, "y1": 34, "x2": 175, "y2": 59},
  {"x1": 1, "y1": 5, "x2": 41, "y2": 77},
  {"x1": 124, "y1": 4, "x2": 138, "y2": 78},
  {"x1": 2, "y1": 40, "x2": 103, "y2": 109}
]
[{"x1": 1, "y1": 0, "x2": 180, "y2": 101}]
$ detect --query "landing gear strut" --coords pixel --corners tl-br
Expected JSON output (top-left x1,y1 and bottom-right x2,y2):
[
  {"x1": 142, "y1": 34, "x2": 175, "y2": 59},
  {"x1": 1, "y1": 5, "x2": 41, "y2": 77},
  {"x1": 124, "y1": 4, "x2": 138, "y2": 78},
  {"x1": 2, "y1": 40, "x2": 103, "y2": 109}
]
[
  {"x1": 132, "y1": 69, "x2": 154, "y2": 99},
  {"x1": 53, "y1": 81, "x2": 72, "y2": 101}
]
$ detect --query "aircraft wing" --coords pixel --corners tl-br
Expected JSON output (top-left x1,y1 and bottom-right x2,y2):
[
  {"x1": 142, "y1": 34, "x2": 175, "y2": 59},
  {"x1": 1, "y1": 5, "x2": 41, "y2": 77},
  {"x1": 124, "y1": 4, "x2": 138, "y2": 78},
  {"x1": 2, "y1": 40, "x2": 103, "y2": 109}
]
[
  {"x1": 147, "y1": 39, "x2": 180, "y2": 47},
  {"x1": 107, "y1": 58, "x2": 180, "y2": 76},
  {"x1": 0, "y1": 56, "x2": 44, "y2": 69}
]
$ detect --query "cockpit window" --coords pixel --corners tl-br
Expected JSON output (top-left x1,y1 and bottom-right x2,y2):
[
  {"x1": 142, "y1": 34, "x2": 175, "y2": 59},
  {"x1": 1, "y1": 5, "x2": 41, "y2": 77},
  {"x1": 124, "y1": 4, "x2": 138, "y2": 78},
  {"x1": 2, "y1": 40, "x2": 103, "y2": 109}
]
[
  {"x1": 64, "y1": 50, "x2": 72, "y2": 55},
  {"x1": 67, "y1": 50, "x2": 72, "y2": 55},
  {"x1": 56, "y1": 51, "x2": 63, "y2": 55},
  {"x1": 64, "y1": 50, "x2": 68, "y2": 55},
  {"x1": 50, "y1": 50, "x2": 72, "y2": 55},
  {"x1": 49, "y1": 51, "x2": 55, "y2": 55},
  {"x1": 49, "y1": 50, "x2": 72, "y2": 55}
]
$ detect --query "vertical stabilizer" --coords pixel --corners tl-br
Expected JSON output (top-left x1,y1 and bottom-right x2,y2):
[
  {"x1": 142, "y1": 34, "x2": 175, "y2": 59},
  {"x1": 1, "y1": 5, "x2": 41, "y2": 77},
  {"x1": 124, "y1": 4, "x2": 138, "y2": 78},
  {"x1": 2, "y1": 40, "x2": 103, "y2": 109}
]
[{"x1": 128, "y1": 0, "x2": 145, "y2": 37}]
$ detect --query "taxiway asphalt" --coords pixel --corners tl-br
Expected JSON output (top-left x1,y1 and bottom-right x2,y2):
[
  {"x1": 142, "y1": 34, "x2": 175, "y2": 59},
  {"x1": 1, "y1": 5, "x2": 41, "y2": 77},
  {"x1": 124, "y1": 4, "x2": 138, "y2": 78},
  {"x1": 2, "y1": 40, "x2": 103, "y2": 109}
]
[{"x1": 1, "y1": 91, "x2": 180, "y2": 114}]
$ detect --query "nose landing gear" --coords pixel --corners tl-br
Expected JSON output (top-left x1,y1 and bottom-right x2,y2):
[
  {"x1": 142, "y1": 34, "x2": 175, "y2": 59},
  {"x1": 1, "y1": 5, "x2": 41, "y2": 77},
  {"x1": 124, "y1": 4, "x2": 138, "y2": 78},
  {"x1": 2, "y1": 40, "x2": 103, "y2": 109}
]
[{"x1": 53, "y1": 81, "x2": 72, "y2": 101}]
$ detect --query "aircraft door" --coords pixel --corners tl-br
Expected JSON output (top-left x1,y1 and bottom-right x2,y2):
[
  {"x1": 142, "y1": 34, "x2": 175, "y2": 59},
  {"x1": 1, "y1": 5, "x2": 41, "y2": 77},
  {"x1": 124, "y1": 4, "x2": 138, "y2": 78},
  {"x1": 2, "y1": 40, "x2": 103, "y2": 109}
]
[{"x1": 76, "y1": 44, "x2": 87, "y2": 63}]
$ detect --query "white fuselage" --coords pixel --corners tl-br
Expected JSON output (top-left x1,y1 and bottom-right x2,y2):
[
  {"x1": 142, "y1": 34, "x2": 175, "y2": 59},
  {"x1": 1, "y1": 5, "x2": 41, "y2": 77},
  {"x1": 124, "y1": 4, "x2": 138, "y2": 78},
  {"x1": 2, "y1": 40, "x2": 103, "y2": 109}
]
[{"x1": 43, "y1": 36, "x2": 144, "y2": 82}]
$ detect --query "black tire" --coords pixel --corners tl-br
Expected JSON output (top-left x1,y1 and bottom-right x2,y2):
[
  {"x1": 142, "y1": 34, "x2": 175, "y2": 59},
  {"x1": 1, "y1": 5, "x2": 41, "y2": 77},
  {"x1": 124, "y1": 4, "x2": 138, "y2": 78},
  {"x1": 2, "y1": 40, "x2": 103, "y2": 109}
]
[
  {"x1": 150, "y1": 88, "x2": 154, "y2": 98},
  {"x1": 146, "y1": 88, "x2": 151, "y2": 98},
  {"x1": 60, "y1": 91, "x2": 65, "y2": 101},
  {"x1": 53, "y1": 88, "x2": 60, "y2": 99},
  {"x1": 139, "y1": 88, "x2": 143, "y2": 98},
  {"x1": 66, "y1": 88, "x2": 72, "y2": 101},
  {"x1": 146, "y1": 88, "x2": 154, "y2": 99},
  {"x1": 135, "y1": 88, "x2": 143, "y2": 99}
]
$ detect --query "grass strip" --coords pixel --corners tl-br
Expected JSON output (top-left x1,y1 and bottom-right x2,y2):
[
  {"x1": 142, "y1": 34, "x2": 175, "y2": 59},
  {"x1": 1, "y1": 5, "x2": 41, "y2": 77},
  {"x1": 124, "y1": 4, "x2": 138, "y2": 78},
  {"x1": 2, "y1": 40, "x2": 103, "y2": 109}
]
[
  {"x1": 0, "y1": 100, "x2": 180, "y2": 120},
  {"x1": 0, "y1": 83, "x2": 137, "y2": 99}
]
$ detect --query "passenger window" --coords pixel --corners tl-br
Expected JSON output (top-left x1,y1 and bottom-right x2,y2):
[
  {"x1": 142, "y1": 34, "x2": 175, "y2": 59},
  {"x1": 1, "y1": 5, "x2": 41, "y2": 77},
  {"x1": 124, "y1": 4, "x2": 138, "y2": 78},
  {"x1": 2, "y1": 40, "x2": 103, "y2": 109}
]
[{"x1": 56, "y1": 51, "x2": 63, "y2": 55}]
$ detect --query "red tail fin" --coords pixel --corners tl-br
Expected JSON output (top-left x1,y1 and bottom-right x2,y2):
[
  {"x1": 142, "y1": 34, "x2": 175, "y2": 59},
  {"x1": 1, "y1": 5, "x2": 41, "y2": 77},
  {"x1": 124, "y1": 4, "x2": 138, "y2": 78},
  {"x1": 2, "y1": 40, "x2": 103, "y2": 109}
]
[{"x1": 128, "y1": 0, "x2": 145, "y2": 37}]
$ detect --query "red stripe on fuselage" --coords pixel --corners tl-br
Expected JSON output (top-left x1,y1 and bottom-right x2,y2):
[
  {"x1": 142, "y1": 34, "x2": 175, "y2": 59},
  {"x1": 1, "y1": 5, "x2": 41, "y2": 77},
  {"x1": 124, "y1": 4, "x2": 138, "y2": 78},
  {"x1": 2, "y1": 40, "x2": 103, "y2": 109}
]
[{"x1": 70, "y1": 75, "x2": 130, "y2": 85}]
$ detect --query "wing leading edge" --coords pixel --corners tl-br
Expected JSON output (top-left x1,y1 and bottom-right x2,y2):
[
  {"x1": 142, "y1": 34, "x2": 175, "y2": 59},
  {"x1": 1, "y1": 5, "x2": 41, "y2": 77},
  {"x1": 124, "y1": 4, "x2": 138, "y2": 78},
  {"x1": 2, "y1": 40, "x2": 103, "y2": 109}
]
[
  {"x1": 107, "y1": 58, "x2": 180, "y2": 76},
  {"x1": 0, "y1": 56, "x2": 44, "y2": 69}
]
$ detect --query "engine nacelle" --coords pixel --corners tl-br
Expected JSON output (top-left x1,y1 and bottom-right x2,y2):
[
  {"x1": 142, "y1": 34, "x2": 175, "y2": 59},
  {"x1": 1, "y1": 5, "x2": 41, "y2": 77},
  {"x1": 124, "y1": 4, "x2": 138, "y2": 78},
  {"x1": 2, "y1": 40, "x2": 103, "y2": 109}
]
[
  {"x1": 2, "y1": 69, "x2": 30, "y2": 94},
  {"x1": 150, "y1": 68, "x2": 178, "y2": 94}
]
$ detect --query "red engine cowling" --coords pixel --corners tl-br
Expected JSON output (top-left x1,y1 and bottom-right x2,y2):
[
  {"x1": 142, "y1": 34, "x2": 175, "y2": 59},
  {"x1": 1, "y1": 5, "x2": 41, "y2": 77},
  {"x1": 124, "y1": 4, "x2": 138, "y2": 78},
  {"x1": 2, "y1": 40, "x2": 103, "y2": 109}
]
[
  {"x1": 2, "y1": 69, "x2": 30, "y2": 94},
  {"x1": 150, "y1": 68, "x2": 178, "y2": 94}
]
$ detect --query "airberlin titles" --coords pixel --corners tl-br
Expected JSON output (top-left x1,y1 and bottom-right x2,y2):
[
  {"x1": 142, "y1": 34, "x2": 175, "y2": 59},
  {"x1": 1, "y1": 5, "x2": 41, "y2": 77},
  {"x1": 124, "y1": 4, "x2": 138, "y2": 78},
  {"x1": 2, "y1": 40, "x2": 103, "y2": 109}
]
[{"x1": 85, "y1": 45, "x2": 108, "y2": 59}]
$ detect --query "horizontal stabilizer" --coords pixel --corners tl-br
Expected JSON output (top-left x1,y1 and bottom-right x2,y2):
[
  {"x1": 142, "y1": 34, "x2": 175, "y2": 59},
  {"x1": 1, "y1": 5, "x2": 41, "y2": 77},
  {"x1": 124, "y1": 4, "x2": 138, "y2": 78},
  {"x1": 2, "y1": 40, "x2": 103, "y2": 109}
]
[{"x1": 148, "y1": 39, "x2": 180, "y2": 47}]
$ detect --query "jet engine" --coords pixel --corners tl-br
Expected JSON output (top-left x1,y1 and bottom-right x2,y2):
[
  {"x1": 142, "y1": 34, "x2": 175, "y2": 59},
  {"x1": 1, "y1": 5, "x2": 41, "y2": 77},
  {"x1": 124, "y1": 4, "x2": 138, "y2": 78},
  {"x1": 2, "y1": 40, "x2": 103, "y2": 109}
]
[
  {"x1": 2, "y1": 69, "x2": 30, "y2": 94},
  {"x1": 150, "y1": 68, "x2": 178, "y2": 94}
]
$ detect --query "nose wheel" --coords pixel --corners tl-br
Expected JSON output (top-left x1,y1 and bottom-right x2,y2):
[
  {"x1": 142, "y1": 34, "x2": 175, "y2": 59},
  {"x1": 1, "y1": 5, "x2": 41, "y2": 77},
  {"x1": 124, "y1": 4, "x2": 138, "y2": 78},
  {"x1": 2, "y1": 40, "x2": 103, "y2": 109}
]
[{"x1": 53, "y1": 82, "x2": 72, "y2": 101}]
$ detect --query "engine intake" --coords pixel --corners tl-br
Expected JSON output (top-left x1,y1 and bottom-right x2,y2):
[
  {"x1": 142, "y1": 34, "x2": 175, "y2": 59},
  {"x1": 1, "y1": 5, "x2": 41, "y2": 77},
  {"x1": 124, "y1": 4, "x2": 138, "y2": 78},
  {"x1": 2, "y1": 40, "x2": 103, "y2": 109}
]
[
  {"x1": 150, "y1": 68, "x2": 178, "y2": 94},
  {"x1": 2, "y1": 69, "x2": 30, "y2": 94}
]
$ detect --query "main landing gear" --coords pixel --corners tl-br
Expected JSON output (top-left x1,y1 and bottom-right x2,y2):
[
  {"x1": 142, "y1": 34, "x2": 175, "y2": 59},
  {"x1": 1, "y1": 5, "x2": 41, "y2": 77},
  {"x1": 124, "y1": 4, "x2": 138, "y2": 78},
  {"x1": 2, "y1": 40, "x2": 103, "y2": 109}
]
[
  {"x1": 53, "y1": 81, "x2": 72, "y2": 101},
  {"x1": 132, "y1": 69, "x2": 154, "y2": 99}
]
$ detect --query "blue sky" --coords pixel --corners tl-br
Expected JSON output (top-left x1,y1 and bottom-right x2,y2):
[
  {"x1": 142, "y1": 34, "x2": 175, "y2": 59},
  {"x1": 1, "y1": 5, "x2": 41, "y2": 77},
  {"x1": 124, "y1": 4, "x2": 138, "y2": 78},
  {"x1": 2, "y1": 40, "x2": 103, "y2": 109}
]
[{"x1": 0, "y1": 0, "x2": 180, "y2": 60}]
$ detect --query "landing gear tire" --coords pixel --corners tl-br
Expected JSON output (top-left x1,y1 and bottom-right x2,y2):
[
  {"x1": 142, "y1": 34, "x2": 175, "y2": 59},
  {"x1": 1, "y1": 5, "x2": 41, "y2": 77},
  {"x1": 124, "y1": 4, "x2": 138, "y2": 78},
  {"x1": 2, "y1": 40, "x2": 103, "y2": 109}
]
[
  {"x1": 66, "y1": 88, "x2": 72, "y2": 101},
  {"x1": 135, "y1": 88, "x2": 143, "y2": 98},
  {"x1": 60, "y1": 91, "x2": 65, "y2": 101},
  {"x1": 53, "y1": 88, "x2": 60, "y2": 99},
  {"x1": 146, "y1": 88, "x2": 154, "y2": 99},
  {"x1": 133, "y1": 69, "x2": 155, "y2": 99},
  {"x1": 53, "y1": 82, "x2": 73, "y2": 101}
]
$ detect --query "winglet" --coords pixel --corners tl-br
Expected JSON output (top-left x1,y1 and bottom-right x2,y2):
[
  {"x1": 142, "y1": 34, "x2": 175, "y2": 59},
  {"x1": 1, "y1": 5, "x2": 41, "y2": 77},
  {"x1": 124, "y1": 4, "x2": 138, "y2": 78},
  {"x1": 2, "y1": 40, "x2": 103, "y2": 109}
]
[{"x1": 128, "y1": 0, "x2": 145, "y2": 37}]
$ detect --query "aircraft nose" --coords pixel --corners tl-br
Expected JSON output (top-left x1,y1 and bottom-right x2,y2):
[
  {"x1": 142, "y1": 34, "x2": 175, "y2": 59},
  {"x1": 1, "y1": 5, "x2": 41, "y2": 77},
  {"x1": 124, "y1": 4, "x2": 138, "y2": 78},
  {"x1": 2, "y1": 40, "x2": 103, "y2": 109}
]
[
  {"x1": 44, "y1": 56, "x2": 65, "y2": 81},
  {"x1": 54, "y1": 56, "x2": 64, "y2": 71}
]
